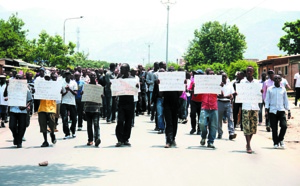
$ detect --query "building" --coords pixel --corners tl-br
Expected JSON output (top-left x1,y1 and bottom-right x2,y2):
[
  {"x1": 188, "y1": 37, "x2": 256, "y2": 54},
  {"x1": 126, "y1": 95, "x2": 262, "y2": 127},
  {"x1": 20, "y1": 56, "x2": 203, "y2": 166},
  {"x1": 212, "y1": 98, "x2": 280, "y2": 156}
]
[
  {"x1": 0, "y1": 58, "x2": 40, "y2": 74},
  {"x1": 257, "y1": 55, "x2": 300, "y2": 89}
]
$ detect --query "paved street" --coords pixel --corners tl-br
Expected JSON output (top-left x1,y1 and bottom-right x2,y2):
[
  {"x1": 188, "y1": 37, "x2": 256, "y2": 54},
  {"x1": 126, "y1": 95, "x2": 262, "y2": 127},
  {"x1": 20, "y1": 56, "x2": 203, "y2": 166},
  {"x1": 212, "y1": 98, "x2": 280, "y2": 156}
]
[{"x1": 0, "y1": 112, "x2": 299, "y2": 186}]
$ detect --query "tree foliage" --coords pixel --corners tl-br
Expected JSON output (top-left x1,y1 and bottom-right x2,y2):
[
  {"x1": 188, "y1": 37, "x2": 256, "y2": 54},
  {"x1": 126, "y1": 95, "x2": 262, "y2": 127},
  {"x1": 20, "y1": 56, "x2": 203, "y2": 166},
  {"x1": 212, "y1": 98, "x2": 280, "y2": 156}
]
[
  {"x1": 189, "y1": 62, "x2": 228, "y2": 74},
  {"x1": 0, "y1": 13, "x2": 29, "y2": 59},
  {"x1": 184, "y1": 21, "x2": 247, "y2": 67},
  {"x1": 278, "y1": 19, "x2": 300, "y2": 55},
  {"x1": 227, "y1": 60, "x2": 258, "y2": 80}
]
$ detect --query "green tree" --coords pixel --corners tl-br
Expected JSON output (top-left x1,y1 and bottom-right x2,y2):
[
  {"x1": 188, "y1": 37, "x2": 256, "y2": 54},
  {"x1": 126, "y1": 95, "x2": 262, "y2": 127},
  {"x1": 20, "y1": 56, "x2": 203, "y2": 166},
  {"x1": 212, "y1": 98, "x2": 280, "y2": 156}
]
[
  {"x1": 278, "y1": 19, "x2": 300, "y2": 55},
  {"x1": 32, "y1": 30, "x2": 75, "y2": 67},
  {"x1": 184, "y1": 21, "x2": 247, "y2": 67},
  {"x1": 189, "y1": 62, "x2": 228, "y2": 74},
  {"x1": 0, "y1": 13, "x2": 29, "y2": 59},
  {"x1": 227, "y1": 60, "x2": 258, "y2": 80}
]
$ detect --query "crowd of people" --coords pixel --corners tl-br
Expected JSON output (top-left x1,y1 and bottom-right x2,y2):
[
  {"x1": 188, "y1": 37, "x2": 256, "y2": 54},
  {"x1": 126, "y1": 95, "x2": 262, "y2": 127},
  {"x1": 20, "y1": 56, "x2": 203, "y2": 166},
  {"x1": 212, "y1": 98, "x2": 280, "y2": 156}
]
[{"x1": 0, "y1": 62, "x2": 293, "y2": 153}]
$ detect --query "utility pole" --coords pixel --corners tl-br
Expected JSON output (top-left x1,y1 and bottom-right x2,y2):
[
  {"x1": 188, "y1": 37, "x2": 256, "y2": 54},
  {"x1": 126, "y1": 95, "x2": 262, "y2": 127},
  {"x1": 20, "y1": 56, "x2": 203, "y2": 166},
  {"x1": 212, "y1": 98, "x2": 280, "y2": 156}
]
[
  {"x1": 145, "y1": 42, "x2": 153, "y2": 65},
  {"x1": 161, "y1": 0, "x2": 176, "y2": 67}
]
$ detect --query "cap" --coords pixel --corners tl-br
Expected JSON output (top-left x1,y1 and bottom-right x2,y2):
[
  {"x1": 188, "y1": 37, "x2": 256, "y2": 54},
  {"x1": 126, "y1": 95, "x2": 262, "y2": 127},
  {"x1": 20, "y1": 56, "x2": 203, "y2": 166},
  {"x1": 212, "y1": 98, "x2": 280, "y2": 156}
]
[{"x1": 193, "y1": 69, "x2": 204, "y2": 74}]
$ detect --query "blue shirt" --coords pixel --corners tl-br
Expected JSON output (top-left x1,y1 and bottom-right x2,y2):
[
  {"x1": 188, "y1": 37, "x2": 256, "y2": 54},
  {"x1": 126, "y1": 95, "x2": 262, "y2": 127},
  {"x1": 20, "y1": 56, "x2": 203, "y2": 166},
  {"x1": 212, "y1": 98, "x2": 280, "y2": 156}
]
[{"x1": 75, "y1": 80, "x2": 85, "y2": 99}]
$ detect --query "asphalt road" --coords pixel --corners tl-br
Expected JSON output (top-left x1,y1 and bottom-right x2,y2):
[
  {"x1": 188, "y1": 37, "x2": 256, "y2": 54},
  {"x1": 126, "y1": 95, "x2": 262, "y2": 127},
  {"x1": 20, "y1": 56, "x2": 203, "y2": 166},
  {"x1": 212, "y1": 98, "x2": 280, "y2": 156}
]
[{"x1": 0, "y1": 113, "x2": 299, "y2": 186}]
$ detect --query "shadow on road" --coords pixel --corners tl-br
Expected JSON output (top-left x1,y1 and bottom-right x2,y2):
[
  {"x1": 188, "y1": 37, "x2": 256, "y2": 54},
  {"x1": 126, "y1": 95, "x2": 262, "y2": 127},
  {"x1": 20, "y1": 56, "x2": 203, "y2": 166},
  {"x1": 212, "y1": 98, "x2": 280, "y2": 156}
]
[
  {"x1": 0, "y1": 163, "x2": 115, "y2": 185},
  {"x1": 186, "y1": 146, "x2": 216, "y2": 150}
]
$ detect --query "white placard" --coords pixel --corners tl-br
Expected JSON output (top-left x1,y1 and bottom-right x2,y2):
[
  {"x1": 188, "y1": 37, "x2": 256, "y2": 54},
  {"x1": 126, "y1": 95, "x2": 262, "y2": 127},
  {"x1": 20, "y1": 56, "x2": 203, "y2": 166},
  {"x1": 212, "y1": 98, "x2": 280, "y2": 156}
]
[
  {"x1": 111, "y1": 78, "x2": 138, "y2": 96},
  {"x1": 34, "y1": 80, "x2": 62, "y2": 100},
  {"x1": 157, "y1": 72, "x2": 185, "y2": 91},
  {"x1": 236, "y1": 83, "x2": 262, "y2": 103},
  {"x1": 82, "y1": 84, "x2": 103, "y2": 103},
  {"x1": 194, "y1": 75, "x2": 222, "y2": 94},
  {"x1": 8, "y1": 80, "x2": 28, "y2": 106}
]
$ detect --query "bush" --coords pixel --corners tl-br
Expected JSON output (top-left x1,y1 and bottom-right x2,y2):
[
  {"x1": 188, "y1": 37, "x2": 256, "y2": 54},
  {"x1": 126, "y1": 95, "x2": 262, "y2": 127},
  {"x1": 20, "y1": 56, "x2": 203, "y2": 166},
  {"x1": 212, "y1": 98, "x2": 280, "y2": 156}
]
[{"x1": 227, "y1": 60, "x2": 258, "y2": 80}]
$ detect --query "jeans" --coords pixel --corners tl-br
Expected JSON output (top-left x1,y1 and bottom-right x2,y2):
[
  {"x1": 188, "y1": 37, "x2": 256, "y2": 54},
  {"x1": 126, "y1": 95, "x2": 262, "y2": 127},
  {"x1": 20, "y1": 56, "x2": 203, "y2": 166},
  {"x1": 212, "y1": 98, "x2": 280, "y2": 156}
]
[
  {"x1": 156, "y1": 98, "x2": 165, "y2": 130},
  {"x1": 178, "y1": 98, "x2": 187, "y2": 119},
  {"x1": 200, "y1": 110, "x2": 218, "y2": 144},
  {"x1": 270, "y1": 111, "x2": 287, "y2": 145},
  {"x1": 86, "y1": 112, "x2": 100, "y2": 142},
  {"x1": 9, "y1": 112, "x2": 27, "y2": 145},
  {"x1": 76, "y1": 99, "x2": 84, "y2": 128},
  {"x1": 164, "y1": 106, "x2": 179, "y2": 144},
  {"x1": 217, "y1": 101, "x2": 234, "y2": 136},
  {"x1": 147, "y1": 91, "x2": 152, "y2": 115},
  {"x1": 116, "y1": 103, "x2": 134, "y2": 142},
  {"x1": 60, "y1": 104, "x2": 77, "y2": 136},
  {"x1": 190, "y1": 100, "x2": 201, "y2": 131}
]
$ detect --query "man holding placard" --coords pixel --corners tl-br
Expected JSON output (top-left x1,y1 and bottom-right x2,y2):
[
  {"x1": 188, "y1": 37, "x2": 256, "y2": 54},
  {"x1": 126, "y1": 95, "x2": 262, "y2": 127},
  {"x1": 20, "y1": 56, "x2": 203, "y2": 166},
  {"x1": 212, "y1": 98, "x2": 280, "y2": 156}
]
[
  {"x1": 60, "y1": 70, "x2": 78, "y2": 139},
  {"x1": 240, "y1": 66, "x2": 261, "y2": 154}
]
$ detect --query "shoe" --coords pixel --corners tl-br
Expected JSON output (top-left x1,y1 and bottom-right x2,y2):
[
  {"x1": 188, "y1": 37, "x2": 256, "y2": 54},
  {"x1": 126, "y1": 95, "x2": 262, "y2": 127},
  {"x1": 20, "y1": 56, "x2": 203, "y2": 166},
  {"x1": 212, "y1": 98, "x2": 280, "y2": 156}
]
[
  {"x1": 72, "y1": 134, "x2": 76, "y2": 138},
  {"x1": 115, "y1": 142, "x2": 123, "y2": 147},
  {"x1": 279, "y1": 141, "x2": 285, "y2": 148},
  {"x1": 124, "y1": 141, "x2": 131, "y2": 146},
  {"x1": 111, "y1": 120, "x2": 116, "y2": 123},
  {"x1": 4, "y1": 119, "x2": 8, "y2": 123},
  {"x1": 17, "y1": 144, "x2": 22, "y2": 148},
  {"x1": 171, "y1": 141, "x2": 177, "y2": 147},
  {"x1": 95, "y1": 139, "x2": 101, "y2": 147},
  {"x1": 107, "y1": 121, "x2": 111, "y2": 124},
  {"x1": 13, "y1": 139, "x2": 17, "y2": 145},
  {"x1": 190, "y1": 128, "x2": 196, "y2": 134},
  {"x1": 154, "y1": 127, "x2": 159, "y2": 131},
  {"x1": 158, "y1": 130, "x2": 164, "y2": 134},
  {"x1": 182, "y1": 119, "x2": 188, "y2": 124},
  {"x1": 50, "y1": 134, "x2": 57, "y2": 144},
  {"x1": 87, "y1": 141, "x2": 93, "y2": 146},
  {"x1": 217, "y1": 135, "x2": 222, "y2": 139},
  {"x1": 22, "y1": 137, "x2": 26, "y2": 141},
  {"x1": 41, "y1": 141, "x2": 49, "y2": 147},
  {"x1": 207, "y1": 143, "x2": 215, "y2": 149},
  {"x1": 266, "y1": 126, "x2": 271, "y2": 132},
  {"x1": 63, "y1": 135, "x2": 71, "y2": 140},
  {"x1": 274, "y1": 144, "x2": 278, "y2": 149},
  {"x1": 229, "y1": 134, "x2": 237, "y2": 140},
  {"x1": 196, "y1": 130, "x2": 201, "y2": 135},
  {"x1": 77, "y1": 127, "x2": 82, "y2": 131},
  {"x1": 200, "y1": 138, "x2": 206, "y2": 146},
  {"x1": 1, "y1": 121, "x2": 5, "y2": 127},
  {"x1": 164, "y1": 143, "x2": 171, "y2": 148},
  {"x1": 222, "y1": 118, "x2": 227, "y2": 123}
]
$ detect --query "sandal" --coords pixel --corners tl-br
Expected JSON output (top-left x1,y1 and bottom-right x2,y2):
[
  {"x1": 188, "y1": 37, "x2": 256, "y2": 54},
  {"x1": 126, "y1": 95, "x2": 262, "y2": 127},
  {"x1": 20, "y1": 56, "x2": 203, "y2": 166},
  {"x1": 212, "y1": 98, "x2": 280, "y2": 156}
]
[
  {"x1": 87, "y1": 141, "x2": 93, "y2": 146},
  {"x1": 39, "y1": 161, "x2": 48, "y2": 166}
]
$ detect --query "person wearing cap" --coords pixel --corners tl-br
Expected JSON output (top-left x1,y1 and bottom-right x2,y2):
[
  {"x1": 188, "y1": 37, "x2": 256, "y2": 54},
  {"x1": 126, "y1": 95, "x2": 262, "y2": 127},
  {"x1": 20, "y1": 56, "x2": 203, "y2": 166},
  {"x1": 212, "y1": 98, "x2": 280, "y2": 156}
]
[
  {"x1": 263, "y1": 70, "x2": 282, "y2": 132},
  {"x1": 265, "y1": 74, "x2": 291, "y2": 149},
  {"x1": 74, "y1": 71, "x2": 85, "y2": 131},
  {"x1": 0, "y1": 75, "x2": 8, "y2": 128},
  {"x1": 188, "y1": 69, "x2": 203, "y2": 135},
  {"x1": 60, "y1": 70, "x2": 78, "y2": 139},
  {"x1": 37, "y1": 72, "x2": 57, "y2": 147}
]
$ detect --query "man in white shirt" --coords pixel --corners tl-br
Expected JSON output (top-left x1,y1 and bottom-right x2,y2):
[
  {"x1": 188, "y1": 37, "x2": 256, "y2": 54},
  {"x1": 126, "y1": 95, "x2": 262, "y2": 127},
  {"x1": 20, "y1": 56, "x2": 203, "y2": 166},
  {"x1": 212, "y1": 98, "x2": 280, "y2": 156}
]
[
  {"x1": 293, "y1": 69, "x2": 300, "y2": 106},
  {"x1": 265, "y1": 75, "x2": 291, "y2": 149},
  {"x1": 217, "y1": 73, "x2": 236, "y2": 140},
  {"x1": 240, "y1": 66, "x2": 261, "y2": 154},
  {"x1": 60, "y1": 70, "x2": 78, "y2": 139}
]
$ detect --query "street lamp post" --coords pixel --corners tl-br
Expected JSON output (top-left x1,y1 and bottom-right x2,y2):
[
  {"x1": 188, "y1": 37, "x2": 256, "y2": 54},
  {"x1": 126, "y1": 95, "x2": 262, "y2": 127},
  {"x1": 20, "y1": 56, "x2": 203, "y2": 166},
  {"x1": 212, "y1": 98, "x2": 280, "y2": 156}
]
[
  {"x1": 161, "y1": 0, "x2": 176, "y2": 67},
  {"x1": 63, "y1": 16, "x2": 83, "y2": 44}
]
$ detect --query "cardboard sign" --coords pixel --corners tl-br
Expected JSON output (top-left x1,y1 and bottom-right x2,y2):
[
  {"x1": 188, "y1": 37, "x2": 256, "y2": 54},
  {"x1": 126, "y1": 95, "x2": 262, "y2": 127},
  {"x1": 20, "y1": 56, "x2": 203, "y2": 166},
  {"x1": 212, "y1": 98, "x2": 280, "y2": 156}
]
[
  {"x1": 82, "y1": 84, "x2": 103, "y2": 103},
  {"x1": 194, "y1": 75, "x2": 222, "y2": 94},
  {"x1": 157, "y1": 72, "x2": 185, "y2": 91}
]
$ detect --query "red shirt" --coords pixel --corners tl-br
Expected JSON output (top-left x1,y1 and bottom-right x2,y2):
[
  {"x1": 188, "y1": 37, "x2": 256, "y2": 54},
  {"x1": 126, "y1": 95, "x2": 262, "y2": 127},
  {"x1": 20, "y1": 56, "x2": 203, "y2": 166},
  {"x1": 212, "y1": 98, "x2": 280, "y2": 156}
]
[
  {"x1": 201, "y1": 94, "x2": 218, "y2": 110},
  {"x1": 189, "y1": 79, "x2": 202, "y2": 102}
]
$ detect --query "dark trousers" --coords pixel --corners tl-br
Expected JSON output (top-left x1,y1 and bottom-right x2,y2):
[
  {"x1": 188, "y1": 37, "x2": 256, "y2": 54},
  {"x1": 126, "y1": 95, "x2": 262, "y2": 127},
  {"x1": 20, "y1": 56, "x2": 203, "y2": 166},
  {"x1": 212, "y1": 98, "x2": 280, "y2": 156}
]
[
  {"x1": 233, "y1": 103, "x2": 242, "y2": 128},
  {"x1": 190, "y1": 100, "x2": 201, "y2": 130},
  {"x1": 116, "y1": 103, "x2": 134, "y2": 142},
  {"x1": 138, "y1": 90, "x2": 147, "y2": 112},
  {"x1": 86, "y1": 112, "x2": 100, "y2": 142},
  {"x1": 164, "y1": 106, "x2": 179, "y2": 144},
  {"x1": 147, "y1": 91, "x2": 151, "y2": 115},
  {"x1": 270, "y1": 111, "x2": 287, "y2": 145},
  {"x1": 60, "y1": 104, "x2": 77, "y2": 136},
  {"x1": 76, "y1": 99, "x2": 83, "y2": 128},
  {"x1": 9, "y1": 112, "x2": 27, "y2": 145},
  {"x1": 34, "y1": 99, "x2": 40, "y2": 113},
  {"x1": 101, "y1": 96, "x2": 106, "y2": 118},
  {"x1": 295, "y1": 88, "x2": 300, "y2": 105}
]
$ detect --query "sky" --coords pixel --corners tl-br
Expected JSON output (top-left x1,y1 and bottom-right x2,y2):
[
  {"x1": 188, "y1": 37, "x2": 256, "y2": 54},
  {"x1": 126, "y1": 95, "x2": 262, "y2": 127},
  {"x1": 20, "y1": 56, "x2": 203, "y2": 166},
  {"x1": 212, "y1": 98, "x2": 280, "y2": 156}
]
[{"x1": 0, "y1": 0, "x2": 299, "y2": 66}]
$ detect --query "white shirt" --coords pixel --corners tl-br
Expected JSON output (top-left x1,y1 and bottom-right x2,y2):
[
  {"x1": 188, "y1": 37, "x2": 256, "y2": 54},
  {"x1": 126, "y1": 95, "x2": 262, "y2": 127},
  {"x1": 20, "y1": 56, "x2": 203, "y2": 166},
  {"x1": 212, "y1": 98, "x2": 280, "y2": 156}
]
[
  {"x1": 281, "y1": 78, "x2": 289, "y2": 87},
  {"x1": 218, "y1": 82, "x2": 234, "y2": 101},
  {"x1": 265, "y1": 85, "x2": 289, "y2": 114},
  {"x1": 61, "y1": 80, "x2": 78, "y2": 105},
  {"x1": 0, "y1": 83, "x2": 8, "y2": 105},
  {"x1": 294, "y1": 73, "x2": 300, "y2": 87},
  {"x1": 240, "y1": 78, "x2": 260, "y2": 110}
]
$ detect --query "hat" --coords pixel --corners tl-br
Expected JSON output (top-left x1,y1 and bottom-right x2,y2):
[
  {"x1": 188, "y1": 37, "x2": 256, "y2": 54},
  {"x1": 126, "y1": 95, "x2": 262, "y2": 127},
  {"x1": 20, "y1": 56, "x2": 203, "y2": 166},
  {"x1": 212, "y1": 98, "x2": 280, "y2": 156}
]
[
  {"x1": 64, "y1": 70, "x2": 71, "y2": 74},
  {"x1": 267, "y1": 70, "x2": 274, "y2": 75},
  {"x1": 40, "y1": 67, "x2": 45, "y2": 72},
  {"x1": 193, "y1": 69, "x2": 204, "y2": 74},
  {"x1": 0, "y1": 75, "x2": 6, "y2": 79}
]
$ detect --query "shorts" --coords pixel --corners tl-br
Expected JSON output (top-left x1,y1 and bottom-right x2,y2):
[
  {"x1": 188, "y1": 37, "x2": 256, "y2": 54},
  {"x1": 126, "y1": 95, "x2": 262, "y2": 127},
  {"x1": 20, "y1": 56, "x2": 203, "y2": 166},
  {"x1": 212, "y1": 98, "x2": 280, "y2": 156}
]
[
  {"x1": 38, "y1": 112, "x2": 55, "y2": 133},
  {"x1": 242, "y1": 110, "x2": 258, "y2": 135}
]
